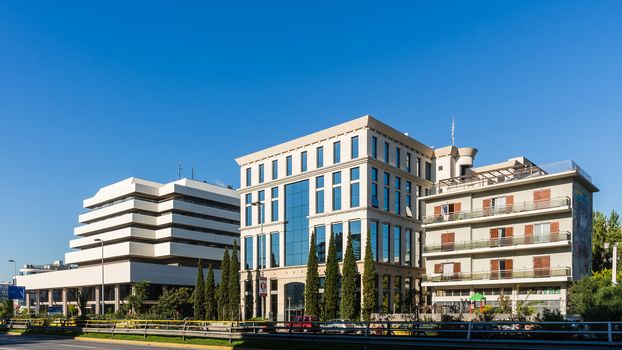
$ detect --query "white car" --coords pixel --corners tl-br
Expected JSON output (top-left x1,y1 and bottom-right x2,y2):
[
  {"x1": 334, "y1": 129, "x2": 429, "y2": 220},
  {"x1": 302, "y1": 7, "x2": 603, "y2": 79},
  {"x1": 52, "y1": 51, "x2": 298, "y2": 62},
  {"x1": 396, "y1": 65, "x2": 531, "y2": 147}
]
[{"x1": 321, "y1": 319, "x2": 356, "y2": 334}]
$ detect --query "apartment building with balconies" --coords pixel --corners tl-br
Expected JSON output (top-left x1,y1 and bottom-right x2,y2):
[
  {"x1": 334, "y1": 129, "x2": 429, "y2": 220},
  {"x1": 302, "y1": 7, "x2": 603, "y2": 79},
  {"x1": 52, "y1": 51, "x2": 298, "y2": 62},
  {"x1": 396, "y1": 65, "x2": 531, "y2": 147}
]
[
  {"x1": 236, "y1": 115, "x2": 444, "y2": 321},
  {"x1": 17, "y1": 177, "x2": 239, "y2": 316},
  {"x1": 421, "y1": 157, "x2": 597, "y2": 315}
]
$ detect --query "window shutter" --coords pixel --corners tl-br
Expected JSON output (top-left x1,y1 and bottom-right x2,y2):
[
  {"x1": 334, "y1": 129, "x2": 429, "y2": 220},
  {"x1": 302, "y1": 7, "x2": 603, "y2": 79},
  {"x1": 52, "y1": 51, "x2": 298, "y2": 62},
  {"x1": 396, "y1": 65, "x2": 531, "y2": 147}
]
[
  {"x1": 490, "y1": 228, "x2": 499, "y2": 239},
  {"x1": 524, "y1": 225, "x2": 533, "y2": 236},
  {"x1": 534, "y1": 188, "x2": 551, "y2": 202},
  {"x1": 447, "y1": 232, "x2": 455, "y2": 243},
  {"x1": 505, "y1": 195, "x2": 514, "y2": 206},
  {"x1": 491, "y1": 259, "x2": 499, "y2": 271},
  {"x1": 453, "y1": 262, "x2": 461, "y2": 273},
  {"x1": 506, "y1": 227, "x2": 514, "y2": 237},
  {"x1": 533, "y1": 256, "x2": 541, "y2": 268},
  {"x1": 541, "y1": 256, "x2": 550, "y2": 268},
  {"x1": 434, "y1": 264, "x2": 442, "y2": 273},
  {"x1": 483, "y1": 199, "x2": 491, "y2": 209},
  {"x1": 550, "y1": 222, "x2": 560, "y2": 233},
  {"x1": 504, "y1": 259, "x2": 513, "y2": 270},
  {"x1": 434, "y1": 206, "x2": 441, "y2": 216},
  {"x1": 453, "y1": 202, "x2": 461, "y2": 212}
]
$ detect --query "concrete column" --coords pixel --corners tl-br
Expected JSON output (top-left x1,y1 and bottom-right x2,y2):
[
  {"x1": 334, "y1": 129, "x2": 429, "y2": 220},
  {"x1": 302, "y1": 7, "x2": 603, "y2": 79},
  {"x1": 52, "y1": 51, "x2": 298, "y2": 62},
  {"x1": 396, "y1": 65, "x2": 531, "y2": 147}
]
[
  {"x1": 25, "y1": 292, "x2": 31, "y2": 309},
  {"x1": 560, "y1": 285, "x2": 567, "y2": 315},
  {"x1": 48, "y1": 289, "x2": 52, "y2": 310},
  {"x1": 35, "y1": 290, "x2": 40, "y2": 315},
  {"x1": 95, "y1": 287, "x2": 101, "y2": 314},
  {"x1": 114, "y1": 284, "x2": 120, "y2": 313},
  {"x1": 511, "y1": 287, "x2": 518, "y2": 313},
  {"x1": 62, "y1": 288, "x2": 68, "y2": 316}
]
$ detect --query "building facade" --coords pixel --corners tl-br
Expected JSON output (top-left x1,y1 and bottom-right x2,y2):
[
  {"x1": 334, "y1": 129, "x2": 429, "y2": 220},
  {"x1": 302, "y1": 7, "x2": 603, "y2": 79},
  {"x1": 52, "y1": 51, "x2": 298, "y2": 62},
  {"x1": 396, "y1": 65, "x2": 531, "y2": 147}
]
[
  {"x1": 421, "y1": 157, "x2": 597, "y2": 315},
  {"x1": 17, "y1": 177, "x2": 239, "y2": 316},
  {"x1": 236, "y1": 115, "x2": 455, "y2": 321}
]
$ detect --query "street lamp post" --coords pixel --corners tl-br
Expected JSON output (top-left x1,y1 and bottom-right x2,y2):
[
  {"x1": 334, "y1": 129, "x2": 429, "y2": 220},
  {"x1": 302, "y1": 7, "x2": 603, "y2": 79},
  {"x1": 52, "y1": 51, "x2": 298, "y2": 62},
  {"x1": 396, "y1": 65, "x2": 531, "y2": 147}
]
[
  {"x1": 8, "y1": 259, "x2": 16, "y2": 286},
  {"x1": 251, "y1": 200, "x2": 265, "y2": 319},
  {"x1": 287, "y1": 296, "x2": 292, "y2": 322},
  {"x1": 94, "y1": 239, "x2": 105, "y2": 315}
]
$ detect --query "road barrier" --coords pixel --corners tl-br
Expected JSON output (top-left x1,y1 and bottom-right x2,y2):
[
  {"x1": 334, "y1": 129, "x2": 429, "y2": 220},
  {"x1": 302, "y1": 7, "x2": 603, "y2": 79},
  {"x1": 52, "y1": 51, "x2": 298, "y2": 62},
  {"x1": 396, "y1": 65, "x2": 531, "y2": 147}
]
[{"x1": 3, "y1": 319, "x2": 622, "y2": 348}]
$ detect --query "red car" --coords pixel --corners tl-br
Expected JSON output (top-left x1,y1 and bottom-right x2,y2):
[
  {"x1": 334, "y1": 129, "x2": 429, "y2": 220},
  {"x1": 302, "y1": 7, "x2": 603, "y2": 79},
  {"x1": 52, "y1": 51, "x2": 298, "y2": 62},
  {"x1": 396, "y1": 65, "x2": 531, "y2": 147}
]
[{"x1": 286, "y1": 315, "x2": 320, "y2": 333}]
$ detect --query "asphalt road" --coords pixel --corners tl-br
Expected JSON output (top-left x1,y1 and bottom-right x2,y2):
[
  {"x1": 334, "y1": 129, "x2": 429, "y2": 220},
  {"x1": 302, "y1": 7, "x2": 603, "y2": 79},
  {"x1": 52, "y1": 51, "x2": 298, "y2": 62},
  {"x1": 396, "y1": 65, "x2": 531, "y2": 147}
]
[{"x1": 0, "y1": 333, "x2": 188, "y2": 350}]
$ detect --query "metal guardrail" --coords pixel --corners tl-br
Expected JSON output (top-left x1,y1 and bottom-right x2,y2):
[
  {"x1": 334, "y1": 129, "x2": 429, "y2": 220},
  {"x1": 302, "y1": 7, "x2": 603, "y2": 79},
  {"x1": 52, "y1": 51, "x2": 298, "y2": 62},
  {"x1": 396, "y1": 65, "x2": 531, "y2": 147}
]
[
  {"x1": 424, "y1": 231, "x2": 571, "y2": 253},
  {"x1": 423, "y1": 197, "x2": 571, "y2": 225}
]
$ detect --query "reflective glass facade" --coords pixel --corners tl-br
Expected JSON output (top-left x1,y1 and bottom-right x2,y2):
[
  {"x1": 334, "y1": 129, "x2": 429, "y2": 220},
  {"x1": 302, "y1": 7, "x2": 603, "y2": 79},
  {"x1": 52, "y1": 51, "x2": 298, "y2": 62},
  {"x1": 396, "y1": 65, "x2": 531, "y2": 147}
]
[
  {"x1": 245, "y1": 236, "x2": 253, "y2": 270},
  {"x1": 372, "y1": 136, "x2": 378, "y2": 158},
  {"x1": 349, "y1": 220, "x2": 361, "y2": 260},
  {"x1": 259, "y1": 164, "x2": 264, "y2": 183},
  {"x1": 316, "y1": 176, "x2": 324, "y2": 214},
  {"x1": 271, "y1": 232, "x2": 280, "y2": 267},
  {"x1": 316, "y1": 146, "x2": 324, "y2": 168},
  {"x1": 382, "y1": 223, "x2": 390, "y2": 263},
  {"x1": 258, "y1": 234, "x2": 267, "y2": 268},
  {"x1": 333, "y1": 141, "x2": 341, "y2": 164},
  {"x1": 316, "y1": 225, "x2": 326, "y2": 263},
  {"x1": 404, "y1": 229, "x2": 411, "y2": 266},
  {"x1": 351, "y1": 136, "x2": 359, "y2": 159},
  {"x1": 245, "y1": 193, "x2": 252, "y2": 226},
  {"x1": 369, "y1": 220, "x2": 378, "y2": 261},
  {"x1": 394, "y1": 226, "x2": 401, "y2": 264},
  {"x1": 286, "y1": 156, "x2": 293, "y2": 176},
  {"x1": 332, "y1": 222, "x2": 343, "y2": 261},
  {"x1": 285, "y1": 180, "x2": 309, "y2": 266},
  {"x1": 271, "y1": 187, "x2": 279, "y2": 222},
  {"x1": 272, "y1": 160, "x2": 278, "y2": 180},
  {"x1": 301, "y1": 151, "x2": 307, "y2": 172},
  {"x1": 246, "y1": 168, "x2": 252, "y2": 187}
]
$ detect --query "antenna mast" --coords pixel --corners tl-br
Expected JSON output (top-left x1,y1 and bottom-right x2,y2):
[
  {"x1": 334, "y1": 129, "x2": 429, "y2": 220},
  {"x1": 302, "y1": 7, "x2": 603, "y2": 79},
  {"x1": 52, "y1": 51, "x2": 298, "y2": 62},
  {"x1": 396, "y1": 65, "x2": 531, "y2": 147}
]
[{"x1": 178, "y1": 162, "x2": 182, "y2": 180}]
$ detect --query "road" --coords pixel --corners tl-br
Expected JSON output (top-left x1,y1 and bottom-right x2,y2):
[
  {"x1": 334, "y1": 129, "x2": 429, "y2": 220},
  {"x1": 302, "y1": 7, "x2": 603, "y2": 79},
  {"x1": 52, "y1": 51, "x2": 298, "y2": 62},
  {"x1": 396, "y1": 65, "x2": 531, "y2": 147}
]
[{"x1": 0, "y1": 333, "x2": 189, "y2": 350}]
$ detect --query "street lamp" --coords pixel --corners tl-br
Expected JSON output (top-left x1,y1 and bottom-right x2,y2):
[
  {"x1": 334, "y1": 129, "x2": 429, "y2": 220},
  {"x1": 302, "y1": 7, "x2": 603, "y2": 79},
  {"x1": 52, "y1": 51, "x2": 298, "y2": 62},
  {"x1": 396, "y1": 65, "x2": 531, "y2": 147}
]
[
  {"x1": 8, "y1": 259, "x2": 16, "y2": 286},
  {"x1": 251, "y1": 200, "x2": 265, "y2": 319},
  {"x1": 94, "y1": 239, "x2": 105, "y2": 315}
]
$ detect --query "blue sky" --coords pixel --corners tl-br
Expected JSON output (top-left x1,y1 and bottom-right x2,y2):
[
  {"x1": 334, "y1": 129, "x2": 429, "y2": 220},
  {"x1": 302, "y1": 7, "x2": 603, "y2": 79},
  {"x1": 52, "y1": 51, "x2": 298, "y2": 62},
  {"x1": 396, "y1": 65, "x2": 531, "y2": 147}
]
[{"x1": 1, "y1": 1, "x2": 621, "y2": 282}]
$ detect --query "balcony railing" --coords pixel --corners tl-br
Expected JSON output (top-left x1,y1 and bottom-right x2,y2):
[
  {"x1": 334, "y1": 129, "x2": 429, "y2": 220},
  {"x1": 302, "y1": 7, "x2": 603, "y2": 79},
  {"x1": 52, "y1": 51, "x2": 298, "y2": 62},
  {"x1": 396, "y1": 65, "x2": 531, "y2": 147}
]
[
  {"x1": 423, "y1": 197, "x2": 571, "y2": 225},
  {"x1": 424, "y1": 267, "x2": 571, "y2": 283},
  {"x1": 424, "y1": 231, "x2": 571, "y2": 254}
]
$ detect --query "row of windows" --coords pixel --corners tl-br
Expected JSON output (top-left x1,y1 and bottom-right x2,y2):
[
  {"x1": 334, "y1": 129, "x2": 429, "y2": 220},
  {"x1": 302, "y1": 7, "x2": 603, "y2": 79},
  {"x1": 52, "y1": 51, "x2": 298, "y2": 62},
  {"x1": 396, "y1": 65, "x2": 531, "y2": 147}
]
[
  {"x1": 245, "y1": 136, "x2": 360, "y2": 187},
  {"x1": 369, "y1": 221, "x2": 415, "y2": 266},
  {"x1": 370, "y1": 134, "x2": 433, "y2": 181}
]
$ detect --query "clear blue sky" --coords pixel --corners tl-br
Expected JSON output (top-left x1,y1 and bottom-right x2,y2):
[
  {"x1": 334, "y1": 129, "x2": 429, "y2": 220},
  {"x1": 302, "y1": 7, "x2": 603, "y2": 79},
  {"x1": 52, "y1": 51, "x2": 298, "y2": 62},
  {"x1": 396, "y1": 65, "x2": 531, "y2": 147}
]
[{"x1": 1, "y1": 1, "x2": 621, "y2": 282}]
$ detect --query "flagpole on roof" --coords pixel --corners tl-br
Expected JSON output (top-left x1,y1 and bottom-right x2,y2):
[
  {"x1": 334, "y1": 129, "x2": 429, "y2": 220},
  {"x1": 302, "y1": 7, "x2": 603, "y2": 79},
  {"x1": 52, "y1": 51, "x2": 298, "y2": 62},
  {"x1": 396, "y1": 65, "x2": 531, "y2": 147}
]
[{"x1": 451, "y1": 115, "x2": 455, "y2": 146}]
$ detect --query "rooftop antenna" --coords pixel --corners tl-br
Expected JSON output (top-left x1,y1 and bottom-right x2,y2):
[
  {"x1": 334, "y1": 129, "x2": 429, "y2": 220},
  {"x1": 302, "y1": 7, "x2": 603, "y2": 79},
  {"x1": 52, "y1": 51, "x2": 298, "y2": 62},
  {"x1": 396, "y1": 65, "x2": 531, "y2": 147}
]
[
  {"x1": 451, "y1": 115, "x2": 455, "y2": 146},
  {"x1": 178, "y1": 161, "x2": 182, "y2": 180},
  {"x1": 191, "y1": 166, "x2": 195, "y2": 180}
]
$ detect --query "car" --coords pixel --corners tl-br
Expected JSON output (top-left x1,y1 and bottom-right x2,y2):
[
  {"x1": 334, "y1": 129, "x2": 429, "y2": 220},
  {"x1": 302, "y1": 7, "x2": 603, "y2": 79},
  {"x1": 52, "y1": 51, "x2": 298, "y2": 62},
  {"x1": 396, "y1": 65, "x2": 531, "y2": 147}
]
[
  {"x1": 286, "y1": 315, "x2": 320, "y2": 333},
  {"x1": 238, "y1": 321, "x2": 277, "y2": 333},
  {"x1": 321, "y1": 319, "x2": 356, "y2": 334}
]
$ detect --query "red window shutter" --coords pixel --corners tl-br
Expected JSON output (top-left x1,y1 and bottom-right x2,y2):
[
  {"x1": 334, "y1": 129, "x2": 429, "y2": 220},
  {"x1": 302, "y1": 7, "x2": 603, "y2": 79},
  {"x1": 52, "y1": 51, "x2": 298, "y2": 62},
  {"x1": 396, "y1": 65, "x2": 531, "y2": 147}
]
[
  {"x1": 504, "y1": 259, "x2": 513, "y2": 270},
  {"x1": 550, "y1": 222, "x2": 560, "y2": 233},
  {"x1": 434, "y1": 264, "x2": 442, "y2": 273},
  {"x1": 453, "y1": 262, "x2": 461, "y2": 273},
  {"x1": 490, "y1": 228, "x2": 499, "y2": 239},
  {"x1": 491, "y1": 259, "x2": 499, "y2": 271},
  {"x1": 447, "y1": 232, "x2": 455, "y2": 243},
  {"x1": 533, "y1": 256, "x2": 541, "y2": 268},
  {"x1": 534, "y1": 189, "x2": 551, "y2": 202},
  {"x1": 434, "y1": 206, "x2": 441, "y2": 216},
  {"x1": 506, "y1": 227, "x2": 514, "y2": 237},
  {"x1": 541, "y1": 256, "x2": 550, "y2": 268},
  {"x1": 483, "y1": 199, "x2": 491, "y2": 209},
  {"x1": 453, "y1": 203, "x2": 461, "y2": 213},
  {"x1": 524, "y1": 225, "x2": 533, "y2": 236},
  {"x1": 505, "y1": 195, "x2": 514, "y2": 206}
]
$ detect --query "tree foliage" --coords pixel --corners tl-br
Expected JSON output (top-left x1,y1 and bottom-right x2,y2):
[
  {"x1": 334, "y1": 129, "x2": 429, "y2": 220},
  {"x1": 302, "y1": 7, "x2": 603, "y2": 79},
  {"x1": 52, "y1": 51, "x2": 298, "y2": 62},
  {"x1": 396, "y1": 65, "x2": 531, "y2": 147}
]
[
  {"x1": 150, "y1": 287, "x2": 192, "y2": 319},
  {"x1": 570, "y1": 269, "x2": 622, "y2": 321},
  {"x1": 193, "y1": 259, "x2": 205, "y2": 319},
  {"x1": 362, "y1": 229, "x2": 376, "y2": 321},
  {"x1": 205, "y1": 264, "x2": 216, "y2": 320},
  {"x1": 72, "y1": 289, "x2": 90, "y2": 317},
  {"x1": 126, "y1": 281, "x2": 149, "y2": 316},
  {"x1": 0, "y1": 300, "x2": 14, "y2": 319},
  {"x1": 305, "y1": 230, "x2": 320, "y2": 316},
  {"x1": 217, "y1": 248, "x2": 230, "y2": 320},
  {"x1": 341, "y1": 232, "x2": 358, "y2": 320},
  {"x1": 229, "y1": 241, "x2": 241, "y2": 321},
  {"x1": 324, "y1": 231, "x2": 340, "y2": 320},
  {"x1": 592, "y1": 210, "x2": 622, "y2": 272}
]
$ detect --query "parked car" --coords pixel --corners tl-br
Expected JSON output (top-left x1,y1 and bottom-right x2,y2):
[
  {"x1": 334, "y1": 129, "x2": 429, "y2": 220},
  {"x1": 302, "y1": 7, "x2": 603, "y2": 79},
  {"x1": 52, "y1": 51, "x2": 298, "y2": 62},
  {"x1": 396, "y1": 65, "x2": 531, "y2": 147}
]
[
  {"x1": 286, "y1": 315, "x2": 320, "y2": 333},
  {"x1": 238, "y1": 321, "x2": 277, "y2": 333},
  {"x1": 321, "y1": 319, "x2": 356, "y2": 334}
]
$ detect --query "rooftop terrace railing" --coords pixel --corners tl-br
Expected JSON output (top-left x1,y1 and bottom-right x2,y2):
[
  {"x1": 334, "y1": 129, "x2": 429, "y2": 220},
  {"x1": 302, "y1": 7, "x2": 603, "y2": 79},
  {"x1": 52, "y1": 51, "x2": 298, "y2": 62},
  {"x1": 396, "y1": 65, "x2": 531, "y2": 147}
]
[
  {"x1": 423, "y1": 197, "x2": 570, "y2": 225},
  {"x1": 423, "y1": 231, "x2": 570, "y2": 254},
  {"x1": 424, "y1": 267, "x2": 571, "y2": 283}
]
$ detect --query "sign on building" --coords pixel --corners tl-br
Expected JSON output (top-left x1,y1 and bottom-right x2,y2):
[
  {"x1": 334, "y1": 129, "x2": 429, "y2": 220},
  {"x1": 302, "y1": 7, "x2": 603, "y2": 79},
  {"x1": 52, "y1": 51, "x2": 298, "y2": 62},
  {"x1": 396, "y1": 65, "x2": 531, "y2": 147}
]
[
  {"x1": 0, "y1": 286, "x2": 26, "y2": 301},
  {"x1": 259, "y1": 277, "x2": 268, "y2": 297}
]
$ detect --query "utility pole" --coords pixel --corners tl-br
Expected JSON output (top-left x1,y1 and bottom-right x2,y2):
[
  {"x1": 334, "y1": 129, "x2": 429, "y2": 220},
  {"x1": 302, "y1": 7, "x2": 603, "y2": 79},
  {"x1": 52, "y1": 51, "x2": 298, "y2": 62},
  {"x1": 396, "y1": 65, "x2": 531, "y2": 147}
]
[{"x1": 613, "y1": 243, "x2": 618, "y2": 285}]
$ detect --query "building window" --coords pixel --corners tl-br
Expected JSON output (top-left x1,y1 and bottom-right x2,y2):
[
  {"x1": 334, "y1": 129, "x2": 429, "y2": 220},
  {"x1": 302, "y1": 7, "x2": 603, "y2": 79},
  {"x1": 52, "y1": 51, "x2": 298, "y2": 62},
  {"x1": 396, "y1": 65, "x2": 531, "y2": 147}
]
[
  {"x1": 383, "y1": 172, "x2": 390, "y2": 211},
  {"x1": 285, "y1": 180, "x2": 309, "y2": 266},
  {"x1": 382, "y1": 223, "x2": 390, "y2": 263},
  {"x1": 351, "y1": 136, "x2": 359, "y2": 159},
  {"x1": 245, "y1": 193, "x2": 252, "y2": 226},
  {"x1": 350, "y1": 167, "x2": 360, "y2": 208},
  {"x1": 316, "y1": 146, "x2": 324, "y2": 168},
  {"x1": 404, "y1": 229, "x2": 412, "y2": 266},
  {"x1": 258, "y1": 190, "x2": 265, "y2": 224},
  {"x1": 406, "y1": 152, "x2": 411, "y2": 173},
  {"x1": 244, "y1": 236, "x2": 253, "y2": 270},
  {"x1": 332, "y1": 171, "x2": 342, "y2": 211},
  {"x1": 425, "y1": 162, "x2": 432, "y2": 181},
  {"x1": 333, "y1": 141, "x2": 341, "y2": 164},
  {"x1": 272, "y1": 160, "x2": 278, "y2": 180},
  {"x1": 416, "y1": 185, "x2": 422, "y2": 220},
  {"x1": 405, "y1": 180, "x2": 412, "y2": 216},
  {"x1": 246, "y1": 168, "x2": 252, "y2": 187},
  {"x1": 369, "y1": 220, "x2": 378, "y2": 261},
  {"x1": 394, "y1": 226, "x2": 401, "y2": 264},
  {"x1": 416, "y1": 158, "x2": 421, "y2": 177},
  {"x1": 258, "y1": 234, "x2": 267, "y2": 269},
  {"x1": 395, "y1": 176, "x2": 401, "y2": 215},
  {"x1": 349, "y1": 220, "x2": 361, "y2": 260},
  {"x1": 301, "y1": 151, "x2": 308, "y2": 172},
  {"x1": 371, "y1": 167, "x2": 379, "y2": 208},
  {"x1": 286, "y1": 156, "x2": 293, "y2": 176},
  {"x1": 316, "y1": 176, "x2": 325, "y2": 214},
  {"x1": 371, "y1": 136, "x2": 378, "y2": 158},
  {"x1": 396, "y1": 147, "x2": 401, "y2": 168},
  {"x1": 384, "y1": 142, "x2": 389, "y2": 164},
  {"x1": 316, "y1": 225, "x2": 326, "y2": 263},
  {"x1": 271, "y1": 187, "x2": 279, "y2": 222},
  {"x1": 257, "y1": 164, "x2": 264, "y2": 184},
  {"x1": 332, "y1": 222, "x2": 344, "y2": 262},
  {"x1": 271, "y1": 232, "x2": 280, "y2": 267}
]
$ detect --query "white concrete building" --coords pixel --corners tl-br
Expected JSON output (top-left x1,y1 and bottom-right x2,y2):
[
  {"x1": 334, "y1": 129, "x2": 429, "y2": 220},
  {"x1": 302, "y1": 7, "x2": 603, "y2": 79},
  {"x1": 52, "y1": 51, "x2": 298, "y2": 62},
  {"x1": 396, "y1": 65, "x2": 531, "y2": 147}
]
[
  {"x1": 420, "y1": 157, "x2": 597, "y2": 315},
  {"x1": 17, "y1": 177, "x2": 239, "y2": 315},
  {"x1": 236, "y1": 115, "x2": 449, "y2": 321}
]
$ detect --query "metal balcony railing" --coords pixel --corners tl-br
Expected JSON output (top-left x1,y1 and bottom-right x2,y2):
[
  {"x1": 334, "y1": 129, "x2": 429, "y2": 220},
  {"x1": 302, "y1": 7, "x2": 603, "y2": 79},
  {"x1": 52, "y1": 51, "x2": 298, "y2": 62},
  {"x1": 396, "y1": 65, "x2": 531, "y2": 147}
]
[
  {"x1": 424, "y1": 267, "x2": 571, "y2": 283},
  {"x1": 423, "y1": 197, "x2": 571, "y2": 225},
  {"x1": 423, "y1": 231, "x2": 571, "y2": 253}
]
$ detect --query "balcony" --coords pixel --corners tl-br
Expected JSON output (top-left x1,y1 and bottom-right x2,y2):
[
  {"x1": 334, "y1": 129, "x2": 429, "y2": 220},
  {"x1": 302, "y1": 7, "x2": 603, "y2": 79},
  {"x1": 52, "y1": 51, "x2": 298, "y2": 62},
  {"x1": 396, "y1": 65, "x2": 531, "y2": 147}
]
[
  {"x1": 423, "y1": 197, "x2": 570, "y2": 225},
  {"x1": 424, "y1": 267, "x2": 570, "y2": 283},
  {"x1": 424, "y1": 231, "x2": 571, "y2": 254}
]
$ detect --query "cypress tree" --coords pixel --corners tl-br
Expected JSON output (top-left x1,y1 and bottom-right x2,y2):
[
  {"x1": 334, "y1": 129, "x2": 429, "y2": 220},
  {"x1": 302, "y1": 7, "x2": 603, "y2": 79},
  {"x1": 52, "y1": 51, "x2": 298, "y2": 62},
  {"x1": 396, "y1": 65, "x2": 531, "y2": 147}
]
[
  {"x1": 324, "y1": 231, "x2": 340, "y2": 320},
  {"x1": 304, "y1": 230, "x2": 320, "y2": 316},
  {"x1": 341, "y1": 233, "x2": 358, "y2": 320},
  {"x1": 229, "y1": 241, "x2": 241, "y2": 321},
  {"x1": 193, "y1": 259, "x2": 206, "y2": 319},
  {"x1": 217, "y1": 248, "x2": 230, "y2": 320},
  {"x1": 205, "y1": 264, "x2": 216, "y2": 320},
  {"x1": 362, "y1": 229, "x2": 376, "y2": 321}
]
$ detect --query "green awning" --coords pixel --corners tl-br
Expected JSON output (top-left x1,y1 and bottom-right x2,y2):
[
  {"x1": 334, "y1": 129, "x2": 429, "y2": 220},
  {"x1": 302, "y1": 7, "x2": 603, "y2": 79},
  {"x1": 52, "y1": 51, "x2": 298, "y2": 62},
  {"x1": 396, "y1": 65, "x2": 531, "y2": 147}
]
[{"x1": 468, "y1": 293, "x2": 487, "y2": 301}]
